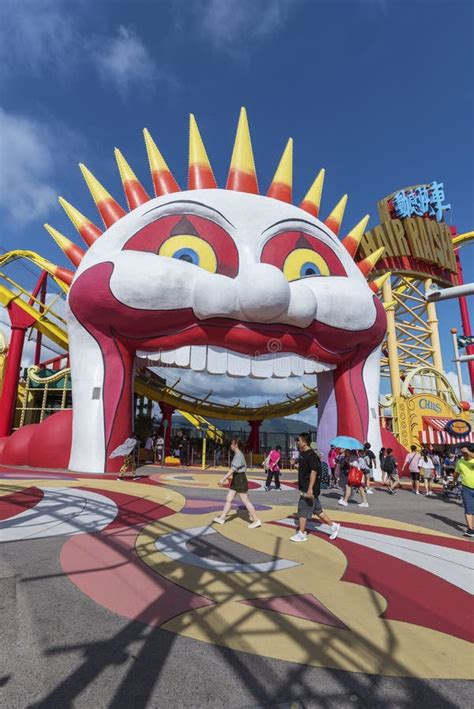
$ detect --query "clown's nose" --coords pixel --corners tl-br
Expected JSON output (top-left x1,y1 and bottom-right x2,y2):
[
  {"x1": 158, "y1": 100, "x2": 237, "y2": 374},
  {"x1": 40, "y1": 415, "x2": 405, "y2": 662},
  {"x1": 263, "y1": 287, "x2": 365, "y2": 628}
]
[{"x1": 237, "y1": 264, "x2": 291, "y2": 322}]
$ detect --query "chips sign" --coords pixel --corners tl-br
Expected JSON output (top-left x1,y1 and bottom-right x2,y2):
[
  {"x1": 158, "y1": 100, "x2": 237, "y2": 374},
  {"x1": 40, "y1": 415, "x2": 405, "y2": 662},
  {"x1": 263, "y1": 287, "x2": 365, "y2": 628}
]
[
  {"x1": 358, "y1": 183, "x2": 457, "y2": 286},
  {"x1": 444, "y1": 419, "x2": 472, "y2": 438}
]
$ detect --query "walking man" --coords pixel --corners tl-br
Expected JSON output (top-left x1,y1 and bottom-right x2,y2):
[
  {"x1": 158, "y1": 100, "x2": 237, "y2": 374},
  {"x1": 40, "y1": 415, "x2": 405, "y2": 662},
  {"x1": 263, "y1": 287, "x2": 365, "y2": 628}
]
[{"x1": 290, "y1": 433, "x2": 340, "y2": 543}]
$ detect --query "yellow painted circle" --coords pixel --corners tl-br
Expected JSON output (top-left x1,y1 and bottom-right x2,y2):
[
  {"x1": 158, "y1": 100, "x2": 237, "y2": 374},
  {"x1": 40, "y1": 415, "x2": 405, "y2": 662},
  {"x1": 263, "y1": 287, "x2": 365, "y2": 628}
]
[
  {"x1": 283, "y1": 248, "x2": 329, "y2": 280},
  {"x1": 158, "y1": 234, "x2": 217, "y2": 273}
]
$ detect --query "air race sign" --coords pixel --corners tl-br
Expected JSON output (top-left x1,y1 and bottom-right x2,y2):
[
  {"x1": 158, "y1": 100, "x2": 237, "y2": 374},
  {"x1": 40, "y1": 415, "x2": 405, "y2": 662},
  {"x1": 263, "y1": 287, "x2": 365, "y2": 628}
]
[{"x1": 358, "y1": 183, "x2": 457, "y2": 286}]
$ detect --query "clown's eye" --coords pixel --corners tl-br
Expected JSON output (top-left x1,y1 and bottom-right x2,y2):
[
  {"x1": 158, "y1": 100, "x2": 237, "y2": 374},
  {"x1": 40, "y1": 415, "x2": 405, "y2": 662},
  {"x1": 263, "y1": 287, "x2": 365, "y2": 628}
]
[
  {"x1": 283, "y1": 248, "x2": 330, "y2": 281},
  {"x1": 158, "y1": 234, "x2": 217, "y2": 273}
]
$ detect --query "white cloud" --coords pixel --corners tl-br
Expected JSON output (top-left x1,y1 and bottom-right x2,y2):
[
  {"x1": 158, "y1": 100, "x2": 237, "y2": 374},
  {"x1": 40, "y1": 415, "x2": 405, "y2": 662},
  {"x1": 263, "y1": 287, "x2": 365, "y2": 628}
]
[
  {"x1": 186, "y1": 0, "x2": 294, "y2": 52},
  {"x1": 0, "y1": 108, "x2": 58, "y2": 226},
  {"x1": 94, "y1": 25, "x2": 173, "y2": 96},
  {"x1": 0, "y1": 3, "x2": 171, "y2": 95},
  {"x1": 445, "y1": 370, "x2": 473, "y2": 404},
  {"x1": 0, "y1": 0, "x2": 75, "y2": 76}
]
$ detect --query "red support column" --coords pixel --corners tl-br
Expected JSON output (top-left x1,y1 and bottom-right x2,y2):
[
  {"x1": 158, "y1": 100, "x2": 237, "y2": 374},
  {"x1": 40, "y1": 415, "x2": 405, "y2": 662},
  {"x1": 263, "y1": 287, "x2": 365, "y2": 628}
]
[
  {"x1": 159, "y1": 402, "x2": 175, "y2": 456},
  {"x1": 0, "y1": 270, "x2": 49, "y2": 437},
  {"x1": 34, "y1": 273, "x2": 48, "y2": 366},
  {"x1": 246, "y1": 419, "x2": 262, "y2": 453},
  {"x1": 453, "y1": 241, "x2": 474, "y2": 393},
  {"x1": 0, "y1": 325, "x2": 27, "y2": 437}
]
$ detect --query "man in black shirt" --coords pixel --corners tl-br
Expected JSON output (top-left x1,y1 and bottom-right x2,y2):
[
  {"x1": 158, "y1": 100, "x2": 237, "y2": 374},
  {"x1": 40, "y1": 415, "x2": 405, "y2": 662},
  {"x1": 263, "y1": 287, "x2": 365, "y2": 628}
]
[{"x1": 290, "y1": 433, "x2": 341, "y2": 543}]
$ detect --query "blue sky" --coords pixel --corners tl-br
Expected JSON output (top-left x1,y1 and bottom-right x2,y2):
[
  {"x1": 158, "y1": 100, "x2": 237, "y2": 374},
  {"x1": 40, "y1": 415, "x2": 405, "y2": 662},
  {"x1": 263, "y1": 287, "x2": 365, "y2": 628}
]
[{"x1": 0, "y1": 0, "x2": 473, "y2": 403}]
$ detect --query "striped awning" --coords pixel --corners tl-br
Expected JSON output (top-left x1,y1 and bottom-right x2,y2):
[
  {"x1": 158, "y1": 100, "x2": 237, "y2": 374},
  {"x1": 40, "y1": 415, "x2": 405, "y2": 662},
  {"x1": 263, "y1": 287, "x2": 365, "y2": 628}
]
[{"x1": 419, "y1": 416, "x2": 474, "y2": 445}]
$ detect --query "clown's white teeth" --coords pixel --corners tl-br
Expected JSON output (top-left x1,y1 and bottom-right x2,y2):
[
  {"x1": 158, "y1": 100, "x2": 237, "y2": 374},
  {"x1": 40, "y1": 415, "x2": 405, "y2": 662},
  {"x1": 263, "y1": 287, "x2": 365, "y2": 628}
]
[{"x1": 136, "y1": 346, "x2": 335, "y2": 378}]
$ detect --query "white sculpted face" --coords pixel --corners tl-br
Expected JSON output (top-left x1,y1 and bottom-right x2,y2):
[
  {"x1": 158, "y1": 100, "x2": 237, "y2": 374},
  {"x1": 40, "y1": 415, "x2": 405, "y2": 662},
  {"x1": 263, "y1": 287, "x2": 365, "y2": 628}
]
[
  {"x1": 66, "y1": 189, "x2": 386, "y2": 472},
  {"x1": 71, "y1": 190, "x2": 378, "y2": 375}
]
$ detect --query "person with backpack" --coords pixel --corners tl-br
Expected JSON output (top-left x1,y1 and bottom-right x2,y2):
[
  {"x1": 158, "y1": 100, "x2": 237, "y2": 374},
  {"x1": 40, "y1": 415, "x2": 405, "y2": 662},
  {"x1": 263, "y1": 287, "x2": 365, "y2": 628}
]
[
  {"x1": 403, "y1": 445, "x2": 422, "y2": 494},
  {"x1": 264, "y1": 445, "x2": 282, "y2": 491},
  {"x1": 363, "y1": 442, "x2": 376, "y2": 494},
  {"x1": 383, "y1": 448, "x2": 400, "y2": 494},
  {"x1": 289, "y1": 433, "x2": 340, "y2": 543}
]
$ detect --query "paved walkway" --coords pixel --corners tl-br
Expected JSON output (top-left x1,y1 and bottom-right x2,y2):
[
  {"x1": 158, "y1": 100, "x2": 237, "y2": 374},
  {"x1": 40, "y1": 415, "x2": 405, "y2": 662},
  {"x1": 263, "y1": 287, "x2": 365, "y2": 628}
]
[{"x1": 0, "y1": 464, "x2": 472, "y2": 708}]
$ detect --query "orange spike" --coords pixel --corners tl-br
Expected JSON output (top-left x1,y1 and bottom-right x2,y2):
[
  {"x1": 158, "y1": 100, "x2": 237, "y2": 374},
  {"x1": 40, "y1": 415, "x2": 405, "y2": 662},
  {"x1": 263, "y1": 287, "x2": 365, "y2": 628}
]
[
  {"x1": 79, "y1": 163, "x2": 126, "y2": 228},
  {"x1": 114, "y1": 148, "x2": 150, "y2": 210},
  {"x1": 267, "y1": 138, "x2": 293, "y2": 203},
  {"x1": 324, "y1": 194, "x2": 348, "y2": 236},
  {"x1": 226, "y1": 107, "x2": 258, "y2": 194},
  {"x1": 44, "y1": 224, "x2": 85, "y2": 267},
  {"x1": 357, "y1": 246, "x2": 386, "y2": 278},
  {"x1": 299, "y1": 169, "x2": 325, "y2": 217},
  {"x1": 58, "y1": 197, "x2": 102, "y2": 247},
  {"x1": 188, "y1": 114, "x2": 217, "y2": 189},
  {"x1": 369, "y1": 272, "x2": 391, "y2": 293},
  {"x1": 143, "y1": 128, "x2": 180, "y2": 196},
  {"x1": 342, "y1": 214, "x2": 370, "y2": 257}
]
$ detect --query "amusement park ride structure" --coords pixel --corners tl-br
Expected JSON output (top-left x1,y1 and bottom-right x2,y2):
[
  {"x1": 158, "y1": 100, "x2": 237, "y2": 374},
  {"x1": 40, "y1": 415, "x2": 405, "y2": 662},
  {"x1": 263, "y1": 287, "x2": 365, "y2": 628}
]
[{"x1": 0, "y1": 115, "x2": 472, "y2": 465}]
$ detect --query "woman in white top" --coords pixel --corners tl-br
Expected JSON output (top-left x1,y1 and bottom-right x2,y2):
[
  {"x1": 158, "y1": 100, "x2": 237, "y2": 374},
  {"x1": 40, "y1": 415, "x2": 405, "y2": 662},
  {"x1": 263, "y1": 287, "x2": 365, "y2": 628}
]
[{"x1": 418, "y1": 450, "x2": 435, "y2": 496}]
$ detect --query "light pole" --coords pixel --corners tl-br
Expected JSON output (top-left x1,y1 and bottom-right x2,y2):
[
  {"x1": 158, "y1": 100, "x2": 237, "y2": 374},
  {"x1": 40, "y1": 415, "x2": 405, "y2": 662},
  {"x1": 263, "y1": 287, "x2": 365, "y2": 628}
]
[{"x1": 451, "y1": 328, "x2": 464, "y2": 400}]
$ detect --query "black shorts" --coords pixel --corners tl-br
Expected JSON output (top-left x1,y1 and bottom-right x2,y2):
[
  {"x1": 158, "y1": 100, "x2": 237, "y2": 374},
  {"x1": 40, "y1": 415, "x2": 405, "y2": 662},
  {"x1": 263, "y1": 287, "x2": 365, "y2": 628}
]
[{"x1": 411, "y1": 472, "x2": 420, "y2": 482}]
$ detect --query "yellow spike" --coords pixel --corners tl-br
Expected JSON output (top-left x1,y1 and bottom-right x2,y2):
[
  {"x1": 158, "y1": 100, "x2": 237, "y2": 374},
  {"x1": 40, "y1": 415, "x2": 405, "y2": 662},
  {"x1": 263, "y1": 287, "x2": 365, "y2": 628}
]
[
  {"x1": 188, "y1": 114, "x2": 216, "y2": 189},
  {"x1": 342, "y1": 214, "x2": 370, "y2": 257},
  {"x1": 268, "y1": 138, "x2": 293, "y2": 194},
  {"x1": 58, "y1": 196, "x2": 87, "y2": 231},
  {"x1": 371, "y1": 272, "x2": 391, "y2": 291},
  {"x1": 79, "y1": 163, "x2": 115, "y2": 205},
  {"x1": 44, "y1": 224, "x2": 85, "y2": 266},
  {"x1": 357, "y1": 246, "x2": 386, "y2": 278},
  {"x1": 299, "y1": 168, "x2": 325, "y2": 216},
  {"x1": 226, "y1": 107, "x2": 258, "y2": 192},
  {"x1": 114, "y1": 148, "x2": 139, "y2": 185},
  {"x1": 143, "y1": 127, "x2": 172, "y2": 173},
  {"x1": 324, "y1": 194, "x2": 348, "y2": 236}
]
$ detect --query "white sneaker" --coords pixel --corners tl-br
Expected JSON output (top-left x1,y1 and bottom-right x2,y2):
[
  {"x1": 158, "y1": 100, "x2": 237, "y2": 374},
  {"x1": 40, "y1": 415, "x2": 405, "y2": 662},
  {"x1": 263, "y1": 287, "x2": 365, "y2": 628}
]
[
  {"x1": 213, "y1": 516, "x2": 226, "y2": 524},
  {"x1": 358, "y1": 502, "x2": 369, "y2": 508},
  {"x1": 329, "y1": 522, "x2": 340, "y2": 540},
  {"x1": 248, "y1": 520, "x2": 261, "y2": 529},
  {"x1": 338, "y1": 499, "x2": 348, "y2": 507},
  {"x1": 415, "y1": 491, "x2": 420, "y2": 495},
  {"x1": 290, "y1": 531, "x2": 307, "y2": 542},
  {"x1": 366, "y1": 489, "x2": 374, "y2": 494}
]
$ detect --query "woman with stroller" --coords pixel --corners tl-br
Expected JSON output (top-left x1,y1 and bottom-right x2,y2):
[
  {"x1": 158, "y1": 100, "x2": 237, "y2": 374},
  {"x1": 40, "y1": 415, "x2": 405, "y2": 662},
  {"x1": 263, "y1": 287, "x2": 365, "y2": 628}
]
[{"x1": 214, "y1": 439, "x2": 261, "y2": 528}]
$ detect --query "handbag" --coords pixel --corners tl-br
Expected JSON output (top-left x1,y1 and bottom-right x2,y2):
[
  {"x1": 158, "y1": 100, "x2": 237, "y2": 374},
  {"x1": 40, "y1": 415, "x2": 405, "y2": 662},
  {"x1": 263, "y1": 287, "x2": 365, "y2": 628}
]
[{"x1": 348, "y1": 467, "x2": 364, "y2": 486}]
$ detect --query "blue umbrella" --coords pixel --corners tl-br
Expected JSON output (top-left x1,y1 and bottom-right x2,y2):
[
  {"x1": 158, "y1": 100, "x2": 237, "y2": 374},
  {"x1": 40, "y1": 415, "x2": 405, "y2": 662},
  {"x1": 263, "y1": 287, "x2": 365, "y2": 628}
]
[{"x1": 329, "y1": 435, "x2": 364, "y2": 450}]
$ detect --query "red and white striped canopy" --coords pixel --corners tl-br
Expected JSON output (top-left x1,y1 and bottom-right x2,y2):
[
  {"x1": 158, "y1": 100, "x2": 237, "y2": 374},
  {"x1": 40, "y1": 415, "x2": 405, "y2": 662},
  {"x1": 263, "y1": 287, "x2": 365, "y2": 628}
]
[{"x1": 419, "y1": 416, "x2": 474, "y2": 445}]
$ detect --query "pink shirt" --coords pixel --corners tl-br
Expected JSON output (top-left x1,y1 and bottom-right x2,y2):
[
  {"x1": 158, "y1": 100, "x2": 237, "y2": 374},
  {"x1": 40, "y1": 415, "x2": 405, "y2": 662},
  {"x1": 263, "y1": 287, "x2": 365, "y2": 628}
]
[
  {"x1": 268, "y1": 449, "x2": 281, "y2": 471},
  {"x1": 328, "y1": 449, "x2": 338, "y2": 467}
]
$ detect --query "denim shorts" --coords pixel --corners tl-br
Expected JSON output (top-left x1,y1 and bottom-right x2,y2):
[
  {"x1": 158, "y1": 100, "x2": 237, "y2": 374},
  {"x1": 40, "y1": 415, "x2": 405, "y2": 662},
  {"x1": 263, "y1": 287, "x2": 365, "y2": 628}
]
[{"x1": 461, "y1": 485, "x2": 474, "y2": 515}]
